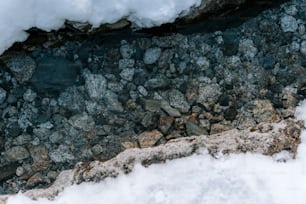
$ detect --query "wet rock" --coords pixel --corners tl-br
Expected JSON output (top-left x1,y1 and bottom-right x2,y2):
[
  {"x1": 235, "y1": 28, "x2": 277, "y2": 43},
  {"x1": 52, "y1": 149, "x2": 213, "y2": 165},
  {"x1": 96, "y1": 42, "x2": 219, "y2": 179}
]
[
  {"x1": 143, "y1": 47, "x2": 162, "y2": 64},
  {"x1": 138, "y1": 130, "x2": 163, "y2": 148},
  {"x1": 23, "y1": 89, "x2": 37, "y2": 103},
  {"x1": 158, "y1": 116, "x2": 174, "y2": 134},
  {"x1": 84, "y1": 72, "x2": 107, "y2": 100},
  {"x1": 69, "y1": 112, "x2": 95, "y2": 132},
  {"x1": 168, "y1": 89, "x2": 190, "y2": 113},
  {"x1": 0, "y1": 163, "x2": 18, "y2": 181},
  {"x1": 31, "y1": 57, "x2": 81, "y2": 92},
  {"x1": 0, "y1": 87, "x2": 7, "y2": 104},
  {"x1": 280, "y1": 15, "x2": 298, "y2": 32},
  {"x1": 49, "y1": 145, "x2": 75, "y2": 163},
  {"x1": 4, "y1": 55, "x2": 36, "y2": 84},
  {"x1": 186, "y1": 121, "x2": 208, "y2": 136},
  {"x1": 5, "y1": 146, "x2": 30, "y2": 161},
  {"x1": 29, "y1": 145, "x2": 50, "y2": 171}
]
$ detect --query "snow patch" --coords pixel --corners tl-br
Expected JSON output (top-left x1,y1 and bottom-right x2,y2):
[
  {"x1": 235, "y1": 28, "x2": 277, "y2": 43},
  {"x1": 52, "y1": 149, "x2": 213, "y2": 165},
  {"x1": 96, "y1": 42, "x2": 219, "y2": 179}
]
[{"x1": 0, "y1": 0, "x2": 201, "y2": 55}]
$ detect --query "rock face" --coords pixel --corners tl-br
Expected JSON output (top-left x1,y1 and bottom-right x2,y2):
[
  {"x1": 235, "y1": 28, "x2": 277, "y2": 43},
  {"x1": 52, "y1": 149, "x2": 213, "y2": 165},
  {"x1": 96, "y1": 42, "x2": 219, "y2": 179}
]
[{"x1": 0, "y1": 118, "x2": 302, "y2": 203}]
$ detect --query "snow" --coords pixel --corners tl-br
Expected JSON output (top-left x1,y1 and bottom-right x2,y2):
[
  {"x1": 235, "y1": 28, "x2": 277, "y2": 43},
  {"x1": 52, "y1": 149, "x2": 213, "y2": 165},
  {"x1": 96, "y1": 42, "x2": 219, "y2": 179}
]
[
  {"x1": 6, "y1": 100, "x2": 306, "y2": 204},
  {"x1": 0, "y1": 0, "x2": 201, "y2": 55}
]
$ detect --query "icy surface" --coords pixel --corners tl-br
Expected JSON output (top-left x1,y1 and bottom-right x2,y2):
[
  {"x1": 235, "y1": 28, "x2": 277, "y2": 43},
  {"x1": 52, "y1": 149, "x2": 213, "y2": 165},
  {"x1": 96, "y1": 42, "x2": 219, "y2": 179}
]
[
  {"x1": 0, "y1": 0, "x2": 201, "y2": 55},
  {"x1": 6, "y1": 101, "x2": 306, "y2": 204}
]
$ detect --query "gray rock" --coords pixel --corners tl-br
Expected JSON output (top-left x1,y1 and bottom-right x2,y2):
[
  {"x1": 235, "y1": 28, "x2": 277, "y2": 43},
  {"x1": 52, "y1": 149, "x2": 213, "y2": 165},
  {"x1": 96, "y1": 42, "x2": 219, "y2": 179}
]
[
  {"x1": 186, "y1": 121, "x2": 208, "y2": 136},
  {"x1": 49, "y1": 131, "x2": 64, "y2": 144},
  {"x1": 0, "y1": 87, "x2": 7, "y2": 104},
  {"x1": 58, "y1": 86, "x2": 85, "y2": 112},
  {"x1": 238, "y1": 39, "x2": 258, "y2": 59},
  {"x1": 23, "y1": 89, "x2": 37, "y2": 102},
  {"x1": 91, "y1": 144, "x2": 103, "y2": 155},
  {"x1": 300, "y1": 40, "x2": 306, "y2": 55},
  {"x1": 197, "y1": 83, "x2": 222, "y2": 110},
  {"x1": 49, "y1": 145, "x2": 75, "y2": 163},
  {"x1": 145, "y1": 75, "x2": 169, "y2": 90},
  {"x1": 120, "y1": 42, "x2": 134, "y2": 59},
  {"x1": 5, "y1": 146, "x2": 30, "y2": 161},
  {"x1": 5, "y1": 55, "x2": 36, "y2": 84},
  {"x1": 69, "y1": 112, "x2": 95, "y2": 132},
  {"x1": 143, "y1": 99, "x2": 160, "y2": 112},
  {"x1": 168, "y1": 89, "x2": 190, "y2": 113},
  {"x1": 118, "y1": 59, "x2": 135, "y2": 69},
  {"x1": 280, "y1": 15, "x2": 298, "y2": 32},
  {"x1": 104, "y1": 91, "x2": 124, "y2": 112},
  {"x1": 143, "y1": 47, "x2": 162, "y2": 64},
  {"x1": 84, "y1": 72, "x2": 107, "y2": 100},
  {"x1": 13, "y1": 134, "x2": 32, "y2": 146},
  {"x1": 160, "y1": 101, "x2": 181, "y2": 117},
  {"x1": 120, "y1": 68, "x2": 135, "y2": 81}
]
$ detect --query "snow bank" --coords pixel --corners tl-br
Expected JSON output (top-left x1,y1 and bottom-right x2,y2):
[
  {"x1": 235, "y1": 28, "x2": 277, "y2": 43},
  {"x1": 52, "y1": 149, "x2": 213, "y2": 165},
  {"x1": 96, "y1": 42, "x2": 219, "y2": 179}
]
[
  {"x1": 6, "y1": 100, "x2": 306, "y2": 204},
  {"x1": 0, "y1": 0, "x2": 201, "y2": 55}
]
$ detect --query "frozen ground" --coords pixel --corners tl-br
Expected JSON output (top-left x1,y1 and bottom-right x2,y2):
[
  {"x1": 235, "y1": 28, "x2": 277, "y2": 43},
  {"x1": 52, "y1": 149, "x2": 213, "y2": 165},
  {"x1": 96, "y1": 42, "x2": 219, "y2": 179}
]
[
  {"x1": 0, "y1": 0, "x2": 201, "y2": 55},
  {"x1": 6, "y1": 100, "x2": 306, "y2": 204}
]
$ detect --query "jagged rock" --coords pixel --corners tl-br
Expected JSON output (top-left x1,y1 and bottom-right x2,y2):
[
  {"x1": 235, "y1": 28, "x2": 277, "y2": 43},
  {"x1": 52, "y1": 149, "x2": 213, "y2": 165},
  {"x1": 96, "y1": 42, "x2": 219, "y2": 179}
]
[
  {"x1": 4, "y1": 146, "x2": 30, "y2": 162},
  {"x1": 0, "y1": 87, "x2": 7, "y2": 104},
  {"x1": 84, "y1": 71, "x2": 107, "y2": 100},
  {"x1": 138, "y1": 130, "x2": 163, "y2": 148},
  {"x1": 4, "y1": 55, "x2": 36, "y2": 84}
]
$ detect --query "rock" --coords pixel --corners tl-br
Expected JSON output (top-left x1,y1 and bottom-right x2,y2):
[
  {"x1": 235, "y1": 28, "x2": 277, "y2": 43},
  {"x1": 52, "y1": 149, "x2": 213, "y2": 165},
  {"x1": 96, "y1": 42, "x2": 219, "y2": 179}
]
[
  {"x1": 91, "y1": 144, "x2": 103, "y2": 155},
  {"x1": 120, "y1": 41, "x2": 134, "y2": 59},
  {"x1": 238, "y1": 39, "x2": 258, "y2": 59},
  {"x1": 160, "y1": 101, "x2": 181, "y2": 117},
  {"x1": 252, "y1": 100, "x2": 279, "y2": 123},
  {"x1": 49, "y1": 145, "x2": 75, "y2": 163},
  {"x1": 144, "y1": 75, "x2": 169, "y2": 90},
  {"x1": 104, "y1": 90, "x2": 124, "y2": 112},
  {"x1": 84, "y1": 72, "x2": 107, "y2": 100},
  {"x1": 69, "y1": 112, "x2": 95, "y2": 132},
  {"x1": 49, "y1": 131, "x2": 64, "y2": 144},
  {"x1": 4, "y1": 55, "x2": 36, "y2": 84},
  {"x1": 120, "y1": 68, "x2": 135, "y2": 81},
  {"x1": 143, "y1": 99, "x2": 160, "y2": 112},
  {"x1": 29, "y1": 145, "x2": 50, "y2": 171},
  {"x1": 121, "y1": 141, "x2": 139, "y2": 149},
  {"x1": 185, "y1": 121, "x2": 208, "y2": 136},
  {"x1": 12, "y1": 134, "x2": 32, "y2": 146},
  {"x1": 5, "y1": 146, "x2": 30, "y2": 161},
  {"x1": 31, "y1": 57, "x2": 81, "y2": 92},
  {"x1": 143, "y1": 47, "x2": 162, "y2": 64},
  {"x1": 26, "y1": 172, "x2": 45, "y2": 188},
  {"x1": 23, "y1": 89, "x2": 37, "y2": 103},
  {"x1": 158, "y1": 116, "x2": 174, "y2": 134},
  {"x1": 15, "y1": 166, "x2": 25, "y2": 177},
  {"x1": 58, "y1": 86, "x2": 85, "y2": 113},
  {"x1": 300, "y1": 41, "x2": 306, "y2": 55},
  {"x1": 0, "y1": 87, "x2": 7, "y2": 104},
  {"x1": 280, "y1": 15, "x2": 298, "y2": 32},
  {"x1": 197, "y1": 83, "x2": 222, "y2": 110},
  {"x1": 0, "y1": 163, "x2": 18, "y2": 181},
  {"x1": 118, "y1": 59, "x2": 135, "y2": 69},
  {"x1": 168, "y1": 89, "x2": 190, "y2": 113},
  {"x1": 141, "y1": 112, "x2": 158, "y2": 129},
  {"x1": 138, "y1": 130, "x2": 163, "y2": 148},
  {"x1": 210, "y1": 121, "x2": 233, "y2": 134}
]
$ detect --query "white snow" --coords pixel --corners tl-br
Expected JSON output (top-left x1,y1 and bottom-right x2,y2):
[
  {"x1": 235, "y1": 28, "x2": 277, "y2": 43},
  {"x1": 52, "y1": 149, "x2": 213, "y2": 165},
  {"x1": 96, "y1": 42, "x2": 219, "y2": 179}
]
[
  {"x1": 6, "y1": 100, "x2": 306, "y2": 204},
  {"x1": 0, "y1": 0, "x2": 201, "y2": 55}
]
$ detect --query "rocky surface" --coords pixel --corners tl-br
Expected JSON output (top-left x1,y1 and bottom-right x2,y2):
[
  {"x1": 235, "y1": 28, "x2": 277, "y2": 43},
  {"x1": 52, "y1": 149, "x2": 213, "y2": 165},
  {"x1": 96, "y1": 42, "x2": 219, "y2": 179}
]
[
  {"x1": 0, "y1": 0, "x2": 305, "y2": 196},
  {"x1": 0, "y1": 118, "x2": 302, "y2": 203}
]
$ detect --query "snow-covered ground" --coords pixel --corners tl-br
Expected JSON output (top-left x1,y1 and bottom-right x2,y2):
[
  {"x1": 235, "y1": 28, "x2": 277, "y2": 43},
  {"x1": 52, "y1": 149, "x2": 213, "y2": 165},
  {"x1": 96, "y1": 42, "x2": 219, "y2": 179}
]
[
  {"x1": 0, "y1": 0, "x2": 201, "y2": 55},
  {"x1": 6, "y1": 101, "x2": 306, "y2": 204}
]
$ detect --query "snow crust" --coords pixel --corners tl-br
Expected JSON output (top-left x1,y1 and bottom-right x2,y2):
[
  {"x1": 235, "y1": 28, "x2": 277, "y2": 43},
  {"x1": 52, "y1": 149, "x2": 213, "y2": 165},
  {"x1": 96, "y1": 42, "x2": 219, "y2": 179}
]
[
  {"x1": 0, "y1": 0, "x2": 201, "y2": 55},
  {"x1": 6, "y1": 100, "x2": 306, "y2": 204}
]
